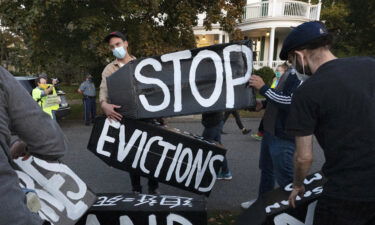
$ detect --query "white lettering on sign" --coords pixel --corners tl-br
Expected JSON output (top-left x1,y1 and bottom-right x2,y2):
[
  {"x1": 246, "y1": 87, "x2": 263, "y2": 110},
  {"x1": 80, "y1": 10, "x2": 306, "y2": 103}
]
[
  {"x1": 284, "y1": 173, "x2": 323, "y2": 191},
  {"x1": 96, "y1": 118, "x2": 224, "y2": 193},
  {"x1": 223, "y1": 44, "x2": 253, "y2": 108},
  {"x1": 134, "y1": 44, "x2": 253, "y2": 113},
  {"x1": 273, "y1": 201, "x2": 317, "y2": 225},
  {"x1": 189, "y1": 50, "x2": 223, "y2": 107},
  {"x1": 160, "y1": 50, "x2": 192, "y2": 112},
  {"x1": 15, "y1": 157, "x2": 93, "y2": 223},
  {"x1": 86, "y1": 213, "x2": 194, "y2": 225},
  {"x1": 135, "y1": 58, "x2": 171, "y2": 112}
]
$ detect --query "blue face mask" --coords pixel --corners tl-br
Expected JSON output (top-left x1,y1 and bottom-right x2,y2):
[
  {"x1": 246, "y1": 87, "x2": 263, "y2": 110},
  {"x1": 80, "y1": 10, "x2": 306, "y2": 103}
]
[
  {"x1": 275, "y1": 71, "x2": 282, "y2": 78},
  {"x1": 112, "y1": 46, "x2": 127, "y2": 59}
]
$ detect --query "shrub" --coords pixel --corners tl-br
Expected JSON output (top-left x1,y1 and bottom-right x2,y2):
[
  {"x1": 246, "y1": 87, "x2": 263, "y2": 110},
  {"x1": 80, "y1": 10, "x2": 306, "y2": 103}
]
[{"x1": 253, "y1": 66, "x2": 275, "y2": 86}]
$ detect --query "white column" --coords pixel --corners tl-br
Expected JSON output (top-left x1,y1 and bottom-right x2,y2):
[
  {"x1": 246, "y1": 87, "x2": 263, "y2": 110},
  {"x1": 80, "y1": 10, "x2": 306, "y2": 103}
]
[
  {"x1": 317, "y1": 0, "x2": 322, "y2": 20},
  {"x1": 268, "y1": 27, "x2": 275, "y2": 68}
]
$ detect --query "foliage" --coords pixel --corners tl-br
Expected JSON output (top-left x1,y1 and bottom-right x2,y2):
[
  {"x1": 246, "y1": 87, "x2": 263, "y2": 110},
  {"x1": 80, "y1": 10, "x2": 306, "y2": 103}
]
[
  {"x1": 254, "y1": 66, "x2": 275, "y2": 86},
  {"x1": 0, "y1": 0, "x2": 245, "y2": 83}
]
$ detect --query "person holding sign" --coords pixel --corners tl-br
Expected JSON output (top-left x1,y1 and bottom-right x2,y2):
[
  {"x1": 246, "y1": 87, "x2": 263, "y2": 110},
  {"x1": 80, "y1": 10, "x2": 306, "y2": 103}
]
[
  {"x1": 241, "y1": 63, "x2": 302, "y2": 209},
  {"x1": 283, "y1": 21, "x2": 375, "y2": 225},
  {"x1": 100, "y1": 31, "x2": 159, "y2": 194},
  {"x1": 32, "y1": 76, "x2": 60, "y2": 120},
  {"x1": 0, "y1": 67, "x2": 67, "y2": 225}
]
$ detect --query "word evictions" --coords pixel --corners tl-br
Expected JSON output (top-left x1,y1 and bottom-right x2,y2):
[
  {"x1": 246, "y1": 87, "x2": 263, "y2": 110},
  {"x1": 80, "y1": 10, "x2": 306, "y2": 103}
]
[
  {"x1": 135, "y1": 44, "x2": 252, "y2": 112},
  {"x1": 15, "y1": 157, "x2": 91, "y2": 223},
  {"x1": 86, "y1": 213, "x2": 193, "y2": 225},
  {"x1": 265, "y1": 173, "x2": 323, "y2": 214},
  {"x1": 97, "y1": 119, "x2": 224, "y2": 193}
]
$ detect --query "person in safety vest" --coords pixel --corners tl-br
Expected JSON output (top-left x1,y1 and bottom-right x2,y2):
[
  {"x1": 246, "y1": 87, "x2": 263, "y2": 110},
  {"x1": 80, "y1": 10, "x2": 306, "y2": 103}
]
[{"x1": 32, "y1": 76, "x2": 60, "y2": 120}]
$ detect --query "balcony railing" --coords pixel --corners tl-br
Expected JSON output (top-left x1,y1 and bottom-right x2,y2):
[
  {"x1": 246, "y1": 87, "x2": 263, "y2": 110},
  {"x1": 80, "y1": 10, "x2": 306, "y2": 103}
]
[{"x1": 243, "y1": 0, "x2": 321, "y2": 21}]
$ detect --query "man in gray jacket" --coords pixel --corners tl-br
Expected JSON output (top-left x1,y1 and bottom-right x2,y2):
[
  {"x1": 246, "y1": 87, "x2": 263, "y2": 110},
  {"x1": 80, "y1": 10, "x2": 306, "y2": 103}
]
[{"x1": 0, "y1": 67, "x2": 67, "y2": 225}]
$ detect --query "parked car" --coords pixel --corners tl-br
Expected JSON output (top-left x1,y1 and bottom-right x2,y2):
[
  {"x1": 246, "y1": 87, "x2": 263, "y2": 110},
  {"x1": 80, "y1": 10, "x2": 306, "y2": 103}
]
[{"x1": 15, "y1": 76, "x2": 71, "y2": 120}]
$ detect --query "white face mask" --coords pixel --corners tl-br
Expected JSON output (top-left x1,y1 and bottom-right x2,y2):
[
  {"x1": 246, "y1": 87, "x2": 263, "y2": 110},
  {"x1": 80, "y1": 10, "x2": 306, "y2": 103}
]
[{"x1": 112, "y1": 46, "x2": 127, "y2": 59}]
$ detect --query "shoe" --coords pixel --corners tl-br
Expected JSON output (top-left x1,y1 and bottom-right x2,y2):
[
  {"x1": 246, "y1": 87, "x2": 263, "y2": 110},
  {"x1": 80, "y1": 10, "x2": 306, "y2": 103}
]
[
  {"x1": 148, "y1": 189, "x2": 160, "y2": 195},
  {"x1": 221, "y1": 130, "x2": 228, "y2": 134},
  {"x1": 217, "y1": 172, "x2": 232, "y2": 180},
  {"x1": 251, "y1": 133, "x2": 263, "y2": 141},
  {"x1": 132, "y1": 190, "x2": 141, "y2": 194},
  {"x1": 242, "y1": 128, "x2": 251, "y2": 135},
  {"x1": 241, "y1": 199, "x2": 257, "y2": 209}
]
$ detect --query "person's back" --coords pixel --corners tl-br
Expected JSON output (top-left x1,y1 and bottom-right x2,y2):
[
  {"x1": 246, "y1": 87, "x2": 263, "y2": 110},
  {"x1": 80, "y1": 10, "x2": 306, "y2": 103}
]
[{"x1": 290, "y1": 56, "x2": 375, "y2": 200}]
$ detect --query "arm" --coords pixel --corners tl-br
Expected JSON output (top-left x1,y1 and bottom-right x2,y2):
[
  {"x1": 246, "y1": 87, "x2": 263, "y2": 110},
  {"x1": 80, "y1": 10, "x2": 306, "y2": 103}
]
[
  {"x1": 0, "y1": 67, "x2": 67, "y2": 160},
  {"x1": 288, "y1": 135, "x2": 314, "y2": 208},
  {"x1": 78, "y1": 82, "x2": 85, "y2": 94},
  {"x1": 259, "y1": 76, "x2": 302, "y2": 110},
  {"x1": 99, "y1": 67, "x2": 122, "y2": 121}
]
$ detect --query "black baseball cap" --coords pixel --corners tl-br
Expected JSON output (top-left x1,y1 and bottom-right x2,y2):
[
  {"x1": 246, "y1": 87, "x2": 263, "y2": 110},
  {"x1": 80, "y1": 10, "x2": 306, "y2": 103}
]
[
  {"x1": 279, "y1": 21, "x2": 329, "y2": 60},
  {"x1": 104, "y1": 31, "x2": 127, "y2": 43}
]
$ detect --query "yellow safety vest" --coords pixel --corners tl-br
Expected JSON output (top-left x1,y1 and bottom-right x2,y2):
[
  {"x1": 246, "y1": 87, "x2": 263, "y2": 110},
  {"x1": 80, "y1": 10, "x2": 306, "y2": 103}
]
[{"x1": 32, "y1": 86, "x2": 60, "y2": 118}]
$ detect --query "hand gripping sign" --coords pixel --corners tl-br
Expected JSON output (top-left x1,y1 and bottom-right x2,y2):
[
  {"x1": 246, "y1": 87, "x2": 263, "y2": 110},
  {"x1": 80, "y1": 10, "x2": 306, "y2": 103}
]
[
  {"x1": 87, "y1": 116, "x2": 227, "y2": 196},
  {"x1": 15, "y1": 156, "x2": 97, "y2": 225},
  {"x1": 236, "y1": 172, "x2": 327, "y2": 225},
  {"x1": 107, "y1": 40, "x2": 255, "y2": 119}
]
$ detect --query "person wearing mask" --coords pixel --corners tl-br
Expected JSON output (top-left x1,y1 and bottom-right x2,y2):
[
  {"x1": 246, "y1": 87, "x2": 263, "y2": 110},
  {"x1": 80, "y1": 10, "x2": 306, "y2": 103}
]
[
  {"x1": 283, "y1": 21, "x2": 375, "y2": 225},
  {"x1": 241, "y1": 63, "x2": 302, "y2": 209},
  {"x1": 0, "y1": 67, "x2": 67, "y2": 225},
  {"x1": 78, "y1": 75, "x2": 96, "y2": 125},
  {"x1": 32, "y1": 76, "x2": 60, "y2": 119},
  {"x1": 100, "y1": 31, "x2": 159, "y2": 194}
]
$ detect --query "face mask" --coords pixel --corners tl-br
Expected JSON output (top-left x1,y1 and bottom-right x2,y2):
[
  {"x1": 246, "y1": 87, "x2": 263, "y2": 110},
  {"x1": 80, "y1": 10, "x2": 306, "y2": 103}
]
[
  {"x1": 293, "y1": 53, "x2": 313, "y2": 76},
  {"x1": 112, "y1": 46, "x2": 127, "y2": 59},
  {"x1": 275, "y1": 71, "x2": 282, "y2": 78}
]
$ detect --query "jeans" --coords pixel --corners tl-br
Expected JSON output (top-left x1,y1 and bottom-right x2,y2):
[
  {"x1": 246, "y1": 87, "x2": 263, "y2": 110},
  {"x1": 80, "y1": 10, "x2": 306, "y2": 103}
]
[
  {"x1": 83, "y1": 97, "x2": 96, "y2": 124},
  {"x1": 202, "y1": 121, "x2": 229, "y2": 174},
  {"x1": 258, "y1": 131, "x2": 295, "y2": 195}
]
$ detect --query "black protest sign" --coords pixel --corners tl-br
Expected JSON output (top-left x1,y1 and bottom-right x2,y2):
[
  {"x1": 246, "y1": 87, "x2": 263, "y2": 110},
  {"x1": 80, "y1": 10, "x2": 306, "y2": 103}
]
[
  {"x1": 107, "y1": 40, "x2": 255, "y2": 119},
  {"x1": 14, "y1": 156, "x2": 97, "y2": 225},
  {"x1": 87, "y1": 116, "x2": 226, "y2": 196},
  {"x1": 236, "y1": 172, "x2": 326, "y2": 225},
  {"x1": 76, "y1": 193, "x2": 207, "y2": 225}
]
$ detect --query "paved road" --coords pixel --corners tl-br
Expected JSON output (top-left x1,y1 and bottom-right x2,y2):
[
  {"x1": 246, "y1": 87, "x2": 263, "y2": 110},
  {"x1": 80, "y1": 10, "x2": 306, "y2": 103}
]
[{"x1": 60, "y1": 118, "x2": 324, "y2": 212}]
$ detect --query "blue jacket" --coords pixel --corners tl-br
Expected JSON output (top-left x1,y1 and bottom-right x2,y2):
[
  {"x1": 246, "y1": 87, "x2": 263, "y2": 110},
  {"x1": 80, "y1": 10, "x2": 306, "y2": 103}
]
[{"x1": 259, "y1": 70, "x2": 303, "y2": 140}]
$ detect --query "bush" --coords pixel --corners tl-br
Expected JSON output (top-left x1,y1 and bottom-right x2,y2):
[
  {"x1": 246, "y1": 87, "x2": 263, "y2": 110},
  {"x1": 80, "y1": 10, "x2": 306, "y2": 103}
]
[{"x1": 253, "y1": 66, "x2": 275, "y2": 86}]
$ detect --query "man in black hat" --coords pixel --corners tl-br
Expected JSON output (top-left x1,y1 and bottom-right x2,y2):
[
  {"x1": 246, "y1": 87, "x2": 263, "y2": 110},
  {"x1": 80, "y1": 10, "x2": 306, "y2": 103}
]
[
  {"x1": 99, "y1": 31, "x2": 159, "y2": 194},
  {"x1": 284, "y1": 21, "x2": 375, "y2": 224}
]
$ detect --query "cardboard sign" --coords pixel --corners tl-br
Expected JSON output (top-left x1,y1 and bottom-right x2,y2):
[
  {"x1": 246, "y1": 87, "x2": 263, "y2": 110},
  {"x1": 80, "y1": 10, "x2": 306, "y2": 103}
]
[
  {"x1": 87, "y1": 116, "x2": 226, "y2": 196},
  {"x1": 15, "y1": 156, "x2": 97, "y2": 225},
  {"x1": 107, "y1": 40, "x2": 255, "y2": 119},
  {"x1": 236, "y1": 172, "x2": 326, "y2": 225},
  {"x1": 76, "y1": 193, "x2": 207, "y2": 225}
]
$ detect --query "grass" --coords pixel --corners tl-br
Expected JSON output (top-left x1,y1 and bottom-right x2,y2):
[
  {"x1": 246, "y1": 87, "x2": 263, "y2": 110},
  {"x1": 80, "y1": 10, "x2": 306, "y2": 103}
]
[
  {"x1": 208, "y1": 211, "x2": 240, "y2": 225},
  {"x1": 59, "y1": 83, "x2": 81, "y2": 100}
]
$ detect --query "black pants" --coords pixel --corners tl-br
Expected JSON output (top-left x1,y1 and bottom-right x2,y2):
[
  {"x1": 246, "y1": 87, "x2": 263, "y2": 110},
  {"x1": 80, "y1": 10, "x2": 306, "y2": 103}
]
[
  {"x1": 223, "y1": 110, "x2": 244, "y2": 129},
  {"x1": 130, "y1": 172, "x2": 159, "y2": 193},
  {"x1": 313, "y1": 195, "x2": 375, "y2": 225},
  {"x1": 83, "y1": 97, "x2": 96, "y2": 123}
]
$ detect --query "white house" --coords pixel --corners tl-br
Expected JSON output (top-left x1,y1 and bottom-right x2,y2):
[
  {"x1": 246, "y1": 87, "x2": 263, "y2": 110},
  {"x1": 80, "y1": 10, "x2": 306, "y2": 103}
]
[{"x1": 194, "y1": 0, "x2": 322, "y2": 69}]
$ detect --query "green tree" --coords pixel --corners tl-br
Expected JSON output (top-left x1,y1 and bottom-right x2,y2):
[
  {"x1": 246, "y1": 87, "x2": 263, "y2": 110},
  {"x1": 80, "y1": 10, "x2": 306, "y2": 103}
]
[{"x1": 0, "y1": 0, "x2": 245, "y2": 83}]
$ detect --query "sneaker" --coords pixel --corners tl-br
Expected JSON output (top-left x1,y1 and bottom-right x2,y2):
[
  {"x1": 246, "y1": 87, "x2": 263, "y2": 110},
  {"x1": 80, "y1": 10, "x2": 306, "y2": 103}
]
[
  {"x1": 242, "y1": 128, "x2": 251, "y2": 135},
  {"x1": 221, "y1": 130, "x2": 228, "y2": 135},
  {"x1": 222, "y1": 171, "x2": 232, "y2": 180},
  {"x1": 217, "y1": 172, "x2": 224, "y2": 180},
  {"x1": 241, "y1": 199, "x2": 257, "y2": 209},
  {"x1": 251, "y1": 133, "x2": 263, "y2": 141}
]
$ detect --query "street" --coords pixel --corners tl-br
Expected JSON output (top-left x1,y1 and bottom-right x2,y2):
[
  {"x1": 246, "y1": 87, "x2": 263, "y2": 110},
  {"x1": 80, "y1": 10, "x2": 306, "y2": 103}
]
[{"x1": 60, "y1": 117, "x2": 325, "y2": 212}]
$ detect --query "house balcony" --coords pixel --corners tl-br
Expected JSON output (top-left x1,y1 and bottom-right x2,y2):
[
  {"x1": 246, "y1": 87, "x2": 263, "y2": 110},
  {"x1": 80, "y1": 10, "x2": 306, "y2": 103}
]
[{"x1": 239, "y1": 0, "x2": 321, "y2": 30}]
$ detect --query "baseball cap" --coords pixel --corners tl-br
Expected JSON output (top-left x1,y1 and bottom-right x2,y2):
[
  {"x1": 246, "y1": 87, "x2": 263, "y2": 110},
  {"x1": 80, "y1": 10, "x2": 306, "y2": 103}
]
[
  {"x1": 279, "y1": 21, "x2": 329, "y2": 60},
  {"x1": 104, "y1": 31, "x2": 127, "y2": 43}
]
